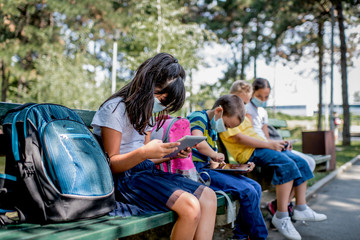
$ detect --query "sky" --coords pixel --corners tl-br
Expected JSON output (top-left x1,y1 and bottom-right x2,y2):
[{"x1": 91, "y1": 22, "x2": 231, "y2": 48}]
[{"x1": 192, "y1": 42, "x2": 360, "y2": 109}]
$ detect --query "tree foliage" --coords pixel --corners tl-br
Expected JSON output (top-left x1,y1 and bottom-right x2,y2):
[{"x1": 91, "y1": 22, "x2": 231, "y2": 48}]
[
  {"x1": 0, "y1": 0, "x2": 210, "y2": 109},
  {"x1": 0, "y1": 0, "x2": 359, "y2": 140}
]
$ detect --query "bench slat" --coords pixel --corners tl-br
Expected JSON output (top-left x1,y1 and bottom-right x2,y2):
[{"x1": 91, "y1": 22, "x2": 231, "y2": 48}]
[
  {"x1": 0, "y1": 194, "x2": 228, "y2": 239},
  {"x1": 0, "y1": 216, "x2": 117, "y2": 240},
  {"x1": 306, "y1": 154, "x2": 331, "y2": 164},
  {"x1": 72, "y1": 109, "x2": 96, "y2": 127},
  {"x1": 268, "y1": 118, "x2": 288, "y2": 128},
  {"x1": 44, "y1": 213, "x2": 177, "y2": 240},
  {"x1": 277, "y1": 129, "x2": 291, "y2": 138}
]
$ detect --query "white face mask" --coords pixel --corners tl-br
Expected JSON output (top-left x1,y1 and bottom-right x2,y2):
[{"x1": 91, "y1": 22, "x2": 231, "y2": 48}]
[{"x1": 153, "y1": 97, "x2": 166, "y2": 113}]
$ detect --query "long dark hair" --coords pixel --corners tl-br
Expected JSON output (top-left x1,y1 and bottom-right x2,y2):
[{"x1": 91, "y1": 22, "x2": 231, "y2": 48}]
[
  {"x1": 103, "y1": 53, "x2": 186, "y2": 134},
  {"x1": 252, "y1": 78, "x2": 271, "y2": 92}
]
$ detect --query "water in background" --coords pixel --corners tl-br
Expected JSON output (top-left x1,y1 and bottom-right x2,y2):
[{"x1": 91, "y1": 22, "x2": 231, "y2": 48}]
[{"x1": 266, "y1": 105, "x2": 360, "y2": 116}]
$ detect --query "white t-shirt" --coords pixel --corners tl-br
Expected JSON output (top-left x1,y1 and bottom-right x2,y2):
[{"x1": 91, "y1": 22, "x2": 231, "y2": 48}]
[
  {"x1": 245, "y1": 102, "x2": 268, "y2": 139},
  {"x1": 91, "y1": 97, "x2": 151, "y2": 154}
]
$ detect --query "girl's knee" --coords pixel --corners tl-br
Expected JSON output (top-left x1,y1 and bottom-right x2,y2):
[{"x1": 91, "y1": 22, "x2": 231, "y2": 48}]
[
  {"x1": 199, "y1": 187, "x2": 217, "y2": 208},
  {"x1": 175, "y1": 193, "x2": 201, "y2": 221}
]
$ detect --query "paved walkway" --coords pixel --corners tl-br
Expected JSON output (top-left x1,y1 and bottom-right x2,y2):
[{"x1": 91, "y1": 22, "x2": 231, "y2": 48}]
[{"x1": 267, "y1": 157, "x2": 360, "y2": 240}]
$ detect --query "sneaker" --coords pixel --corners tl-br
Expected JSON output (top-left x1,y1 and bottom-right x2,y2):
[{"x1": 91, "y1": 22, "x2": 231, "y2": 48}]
[
  {"x1": 292, "y1": 206, "x2": 327, "y2": 222},
  {"x1": 271, "y1": 215, "x2": 301, "y2": 240}
]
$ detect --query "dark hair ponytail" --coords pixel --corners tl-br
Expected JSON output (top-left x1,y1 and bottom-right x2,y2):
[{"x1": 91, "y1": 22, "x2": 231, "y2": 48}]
[
  {"x1": 103, "y1": 53, "x2": 186, "y2": 135},
  {"x1": 253, "y1": 78, "x2": 271, "y2": 91}
]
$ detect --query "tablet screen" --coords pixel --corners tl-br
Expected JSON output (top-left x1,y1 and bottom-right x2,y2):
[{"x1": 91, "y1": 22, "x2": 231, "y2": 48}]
[{"x1": 164, "y1": 135, "x2": 206, "y2": 158}]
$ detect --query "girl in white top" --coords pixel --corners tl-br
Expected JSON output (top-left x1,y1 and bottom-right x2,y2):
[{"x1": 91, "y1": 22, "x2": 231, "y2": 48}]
[
  {"x1": 92, "y1": 53, "x2": 217, "y2": 240},
  {"x1": 246, "y1": 78, "x2": 315, "y2": 171}
]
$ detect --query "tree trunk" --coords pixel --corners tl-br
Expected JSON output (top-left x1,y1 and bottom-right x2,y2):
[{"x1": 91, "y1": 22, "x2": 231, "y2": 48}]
[
  {"x1": 232, "y1": 50, "x2": 239, "y2": 81},
  {"x1": 317, "y1": 20, "x2": 324, "y2": 131},
  {"x1": 254, "y1": 18, "x2": 260, "y2": 79},
  {"x1": 17, "y1": 76, "x2": 26, "y2": 102},
  {"x1": 336, "y1": 1, "x2": 351, "y2": 146},
  {"x1": 240, "y1": 25, "x2": 247, "y2": 80},
  {"x1": 1, "y1": 61, "x2": 9, "y2": 102}
]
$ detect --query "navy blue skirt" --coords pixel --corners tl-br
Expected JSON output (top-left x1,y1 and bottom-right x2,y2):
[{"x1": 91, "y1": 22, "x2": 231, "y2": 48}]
[{"x1": 110, "y1": 160, "x2": 206, "y2": 217}]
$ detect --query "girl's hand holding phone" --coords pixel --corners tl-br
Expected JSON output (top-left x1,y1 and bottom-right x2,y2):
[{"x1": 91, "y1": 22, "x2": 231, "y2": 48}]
[
  {"x1": 268, "y1": 140, "x2": 286, "y2": 152},
  {"x1": 286, "y1": 141, "x2": 293, "y2": 150}
]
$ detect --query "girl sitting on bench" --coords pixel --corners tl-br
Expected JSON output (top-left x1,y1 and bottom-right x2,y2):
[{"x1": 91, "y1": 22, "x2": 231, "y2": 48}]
[
  {"x1": 222, "y1": 80, "x2": 327, "y2": 240},
  {"x1": 92, "y1": 53, "x2": 217, "y2": 240}
]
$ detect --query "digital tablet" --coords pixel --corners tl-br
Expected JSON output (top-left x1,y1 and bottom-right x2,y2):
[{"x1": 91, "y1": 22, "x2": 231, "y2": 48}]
[
  {"x1": 211, "y1": 164, "x2": 250, "y2": 174},
  {"x1": 164, "y1": 135, "x2": 206, "y2": 158}
]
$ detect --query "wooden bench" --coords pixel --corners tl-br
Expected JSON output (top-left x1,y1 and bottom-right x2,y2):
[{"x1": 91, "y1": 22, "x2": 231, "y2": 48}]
[
  {"x1": 0, "y1": 102, "x2": 231, "y2": 240},
  {"x1": 268, "y1": 118, "x2": 331, "y2": 171}
]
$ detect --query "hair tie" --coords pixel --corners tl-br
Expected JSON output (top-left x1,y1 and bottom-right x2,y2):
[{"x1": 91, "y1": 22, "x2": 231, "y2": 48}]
[{"x1": 173, "y1": 58, "x2": 178, "y2": 63}]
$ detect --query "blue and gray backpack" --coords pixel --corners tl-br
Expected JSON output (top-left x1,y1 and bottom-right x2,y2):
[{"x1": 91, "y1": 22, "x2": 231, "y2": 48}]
[{"x1": 0, "y1": 103, "x2": 114, "y2": 224}]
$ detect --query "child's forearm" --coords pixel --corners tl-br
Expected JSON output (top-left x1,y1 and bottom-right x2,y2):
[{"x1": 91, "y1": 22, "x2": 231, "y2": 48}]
[
  {"x1": 195, "y1": 141, "x2": 217, "y2": 159},
  {"x1": 231, "y1": 133, "x2": 269, "y2": 149}
]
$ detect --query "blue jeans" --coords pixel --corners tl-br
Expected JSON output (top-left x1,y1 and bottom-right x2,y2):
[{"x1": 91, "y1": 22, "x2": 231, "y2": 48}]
[
  {"x1": 194, "y1": 162, "x2": 268, "y2": 240},
  {"x1": 248, "y1": 149, "x2": 314, "y2": 187}
]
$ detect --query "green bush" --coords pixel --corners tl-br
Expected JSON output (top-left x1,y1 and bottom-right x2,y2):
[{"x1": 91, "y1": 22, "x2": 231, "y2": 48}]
[{"x1": 289, "y1": 126, "x2": 304, "y2": 140}]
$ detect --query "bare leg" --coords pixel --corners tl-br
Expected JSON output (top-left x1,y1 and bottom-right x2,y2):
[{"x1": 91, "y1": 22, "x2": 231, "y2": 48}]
[
  {"x1": 289, "y1": 188, "x2": 295, "y2": 203},
  {"x1": 276, "y1": 180, "x2": 294, "y2": 212},
  {"x1": 294, "y1": 181, "x2": 307, "y2": 206},
  {"x1": 170, "y1": 191, "x2": 201, "y2": 240},
  {"x1": 194, "y1": 187, "x2": 217, "y2": 240}
]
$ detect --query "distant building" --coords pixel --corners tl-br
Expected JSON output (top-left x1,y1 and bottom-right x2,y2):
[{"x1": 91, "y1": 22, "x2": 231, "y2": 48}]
[{"x1": 265, "y1": 104, "x2": 360, "y2": 116}]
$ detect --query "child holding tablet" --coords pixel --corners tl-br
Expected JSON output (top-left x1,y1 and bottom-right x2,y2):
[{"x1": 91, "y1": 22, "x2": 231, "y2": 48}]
[
  {"x1": 187, "y1": 94, "x2": 268, "y2": 240},
  {"x1": 91, "y1": 53, "x2": 217, "y2": 240}
]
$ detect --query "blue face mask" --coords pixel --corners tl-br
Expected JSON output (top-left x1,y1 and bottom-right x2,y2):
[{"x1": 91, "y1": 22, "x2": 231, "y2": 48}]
[
  {"x1": 251, "y1": 96, "x2": 267, "y2": 108},
  {"x1": 153, "y1": 97, "x2": 166, "y2": 113},
  {"x1": 210, "y1": 109, "x2": 227, "y2": 133}
]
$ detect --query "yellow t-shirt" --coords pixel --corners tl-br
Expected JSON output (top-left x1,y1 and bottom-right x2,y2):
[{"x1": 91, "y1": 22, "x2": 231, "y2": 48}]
[{"x1": 220, "y1": 117, "x2": 266, "y2": 164}]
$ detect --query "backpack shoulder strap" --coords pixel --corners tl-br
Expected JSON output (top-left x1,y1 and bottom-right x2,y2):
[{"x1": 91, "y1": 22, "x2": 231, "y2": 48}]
[{"x1": 163, "y1": 117, "x2": 181, "y2": 143}]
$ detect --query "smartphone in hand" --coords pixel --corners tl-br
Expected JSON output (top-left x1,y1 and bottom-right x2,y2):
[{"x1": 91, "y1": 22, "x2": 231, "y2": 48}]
[{"x1": 282, "y1": 142, "x2": 289, "y2": 151}]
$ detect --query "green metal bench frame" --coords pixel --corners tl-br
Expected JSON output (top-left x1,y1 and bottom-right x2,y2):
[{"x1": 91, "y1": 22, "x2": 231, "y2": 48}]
[{"x1": 0, "y1": 102, "x2": 231, "y2": 240}]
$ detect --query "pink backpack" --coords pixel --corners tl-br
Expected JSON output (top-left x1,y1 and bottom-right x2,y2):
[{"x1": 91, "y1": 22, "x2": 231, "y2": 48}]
[{"x1": 151, "y1": 116, "x2": 198, "y2": 182}]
